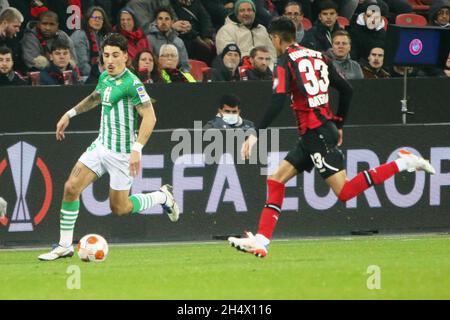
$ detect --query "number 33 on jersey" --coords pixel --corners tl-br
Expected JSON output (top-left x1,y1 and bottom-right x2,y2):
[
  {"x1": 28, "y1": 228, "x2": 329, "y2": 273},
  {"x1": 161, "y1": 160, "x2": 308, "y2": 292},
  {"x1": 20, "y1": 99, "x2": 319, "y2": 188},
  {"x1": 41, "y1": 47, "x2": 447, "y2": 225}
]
[{"x1": 273, "y1": 44, "x2": 339, "y2": 135}]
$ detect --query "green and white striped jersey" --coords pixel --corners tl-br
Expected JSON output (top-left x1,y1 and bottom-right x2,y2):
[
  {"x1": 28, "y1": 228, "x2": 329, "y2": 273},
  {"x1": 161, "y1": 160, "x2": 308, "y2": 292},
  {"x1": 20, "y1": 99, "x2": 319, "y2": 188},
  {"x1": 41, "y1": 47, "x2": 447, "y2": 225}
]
[{"x1": 95, "y1": 68, "x2": 151, "y2": 153}]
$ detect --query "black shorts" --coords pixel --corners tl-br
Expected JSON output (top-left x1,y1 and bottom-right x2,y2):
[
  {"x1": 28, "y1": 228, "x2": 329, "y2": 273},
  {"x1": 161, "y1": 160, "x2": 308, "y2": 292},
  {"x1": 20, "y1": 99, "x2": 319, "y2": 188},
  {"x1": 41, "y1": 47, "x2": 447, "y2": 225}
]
[{"x1": 284, "y1": 121, "x2": 345, "y2": 179}]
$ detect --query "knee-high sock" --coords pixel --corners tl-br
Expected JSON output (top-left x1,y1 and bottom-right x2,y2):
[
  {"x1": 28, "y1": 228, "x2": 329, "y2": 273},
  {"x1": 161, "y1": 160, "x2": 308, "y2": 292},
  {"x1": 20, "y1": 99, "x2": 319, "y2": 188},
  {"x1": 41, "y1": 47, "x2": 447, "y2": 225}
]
[
  {"x1": 257, "y1": 179, "x2": 285, "y2": 240},
  {"x1": 338, "y1": 161, "x2": 399, "y2": 202},
  {"x1": 59, "y1": 200, "x2": 80, "y2": 247},
  {"x1": 129, "y1": 191, "x2": 167, "y2": 214}
]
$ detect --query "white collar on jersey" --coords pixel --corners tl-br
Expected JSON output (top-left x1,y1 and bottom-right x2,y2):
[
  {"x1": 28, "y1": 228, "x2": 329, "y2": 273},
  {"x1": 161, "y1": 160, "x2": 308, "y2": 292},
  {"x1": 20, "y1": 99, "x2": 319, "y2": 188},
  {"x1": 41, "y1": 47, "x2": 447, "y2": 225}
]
[{"x1": 108, "y1": 68, "x2": 128, "y2": 81}]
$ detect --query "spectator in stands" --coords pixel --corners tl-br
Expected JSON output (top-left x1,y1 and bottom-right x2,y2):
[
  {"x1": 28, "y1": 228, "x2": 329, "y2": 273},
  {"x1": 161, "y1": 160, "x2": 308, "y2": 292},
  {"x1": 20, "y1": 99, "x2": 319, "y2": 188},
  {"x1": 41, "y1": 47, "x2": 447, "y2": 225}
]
[
  {"x1": 115, "y1": 8, "x2": 151, "y2": 62},
  {"x1": 39, "y1": 39, "x2": 80, "y2": 85},
  {"x1": 326, "y1": 30, "x2": 363, "y2": 79},
  {"x1": 147, "y1": 7, "x2": 190, "y2": 72},
  {"x1": 273, "y1": 1, "x2": 313, "y2": 21},
  {"x1": 211, "y1": 42, "x2": 241, "y2": 82},
  {"x1": 127, "y1": 0, "x2": 192, "y2": 35},
  {"x1": 203, "y1": 93, "x2": 255, "y2": 129},
  {"x1": 360, "y1": 46, "x2": 390, "y2": 78},
  {"x1": 170, "y1": 0, "x2": 215, "y2": 66},
  {"x1": 70, "y1": 6, "x2": 111, "y2": 83},
  {"x1": 348, "y1": 2, "x2": 386, "y2": 62},
  {"x1": 215, "y1": 0, "x2": 276, "y2": 67},
  {"x1": 131, "y1": 48, "x2": 162, "y2": 83},
  {"x1": 0, "y1": 45, "x2": 27, "y2": 86},
  {"x1": 200, "y1": 0, "x2": 232, "y2": 31},
  {"x1": 159, "y1": 43, "x2": 196, "y2": 83},
  {"x1": 0, "y1": 7, "x2": 24, "y2": 72},
  {"x1": 41, "y1": 1, "x2": 112, "y2": 35},
  {"x1": 311, "y1": 0, "x2": 359, "y2": 22},
  {"x1": 21, "y1": 11, "x2": 76, "y2": 71},
  {"x1": 302, "y1": 0, "x2": 342, "y2": 52},
  {"x1": 428, "y1": 0, "x2": 450, "y2": 28},
  {"x1": 240, "y1": 45, "x2": 272, "y2": 80},
  {"x1": 283, "y1": 1, "x2": 305, "y2": 43}
]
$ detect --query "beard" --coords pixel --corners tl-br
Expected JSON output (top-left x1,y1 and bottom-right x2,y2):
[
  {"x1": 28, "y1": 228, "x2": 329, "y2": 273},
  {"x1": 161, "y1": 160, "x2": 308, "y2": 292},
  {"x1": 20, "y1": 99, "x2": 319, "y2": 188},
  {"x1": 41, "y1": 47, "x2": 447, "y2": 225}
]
[{"x1": 224, "y1": 62, "x2": 238, "y2": 71}]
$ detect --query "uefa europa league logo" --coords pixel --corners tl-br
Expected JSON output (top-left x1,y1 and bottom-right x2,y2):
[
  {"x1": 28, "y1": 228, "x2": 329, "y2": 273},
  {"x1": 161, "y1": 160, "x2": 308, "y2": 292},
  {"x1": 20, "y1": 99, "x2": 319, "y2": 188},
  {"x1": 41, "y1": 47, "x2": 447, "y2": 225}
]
[{"x1": 7, "y1": 142, "x2": 36, "y2": 231}]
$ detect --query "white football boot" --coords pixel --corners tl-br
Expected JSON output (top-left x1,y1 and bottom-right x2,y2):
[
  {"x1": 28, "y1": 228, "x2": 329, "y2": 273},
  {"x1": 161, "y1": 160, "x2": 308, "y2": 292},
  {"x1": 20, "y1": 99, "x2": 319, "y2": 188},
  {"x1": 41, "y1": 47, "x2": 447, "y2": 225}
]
[
  {"x1": 398, "y1": 149, "x2": 435, "y2": 174},
  {"x1": 160, "y1": 184, "x2": 180, "y2": 222},
  {"x1": 228, "y1": 231, "x2": 268, "y2": 258},
  {"x1": 38, "y1": 245, "x2": 74, "y2": 261}
]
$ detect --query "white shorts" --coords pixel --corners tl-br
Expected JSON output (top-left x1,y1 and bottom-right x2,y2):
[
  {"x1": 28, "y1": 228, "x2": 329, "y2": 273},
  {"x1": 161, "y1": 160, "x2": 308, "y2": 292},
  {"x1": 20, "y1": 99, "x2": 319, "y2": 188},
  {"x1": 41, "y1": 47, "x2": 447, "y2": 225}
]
[{"x1": 78, "y1": 140, "x2": 133, "y2": 191}]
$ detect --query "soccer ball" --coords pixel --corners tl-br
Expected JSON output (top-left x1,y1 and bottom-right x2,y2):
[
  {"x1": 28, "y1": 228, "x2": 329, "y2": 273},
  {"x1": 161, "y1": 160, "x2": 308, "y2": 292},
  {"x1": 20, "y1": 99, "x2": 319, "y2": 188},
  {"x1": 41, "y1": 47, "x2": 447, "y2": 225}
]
[{"x1": 77, "y1": 234, "x2": 109, "y2": 262}]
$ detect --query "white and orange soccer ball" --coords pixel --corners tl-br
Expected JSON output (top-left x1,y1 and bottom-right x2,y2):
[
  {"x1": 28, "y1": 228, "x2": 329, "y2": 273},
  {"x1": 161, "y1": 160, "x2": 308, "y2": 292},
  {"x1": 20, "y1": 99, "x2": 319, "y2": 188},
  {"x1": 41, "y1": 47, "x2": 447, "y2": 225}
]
[{"x1": 77, "y1": 234, "x2": 109, "y2": 262}]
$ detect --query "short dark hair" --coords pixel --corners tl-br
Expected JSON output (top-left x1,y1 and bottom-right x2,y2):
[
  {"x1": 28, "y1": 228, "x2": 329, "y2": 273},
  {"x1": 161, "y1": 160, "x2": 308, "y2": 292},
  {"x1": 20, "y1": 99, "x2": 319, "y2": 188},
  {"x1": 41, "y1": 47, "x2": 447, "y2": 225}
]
[
  {"x1": 0, "y1": 46, "x2": 13, "y2": 56},
  {"x1": 318, "y1": 0, "x2": 338, "y2": 13},
  {"x1": 284, "y1": 1, "x2": 302, "y2": 14},
  {"x1": 250, "y1": 46, "x2": 269, "y2": 58},
  {"x1": 268, "y1": 16, "x2": 296, "y2": 43},
  {"x1": 154, "y1": 7, "x2": 174, "y2": 20},
  {"x1": 102, "y1": 33, "x2": 128, "y2": 52},
  {"x1": 50, "y1": 39, "x2": 71, "y2": 53},
  {"x1": 38, "y1": 10, "x2": 58, "y2": 22},
  {"x1": 220, "y1": 94, "x2": 241, "y2": 108}
]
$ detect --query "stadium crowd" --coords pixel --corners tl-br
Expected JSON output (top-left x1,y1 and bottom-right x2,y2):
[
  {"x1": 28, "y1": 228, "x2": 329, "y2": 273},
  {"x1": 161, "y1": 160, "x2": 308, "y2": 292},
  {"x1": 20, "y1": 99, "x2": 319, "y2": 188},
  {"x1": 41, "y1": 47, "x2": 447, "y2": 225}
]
[{"x1": 0, "y1": 0, "x2": 449, "y2": 87}]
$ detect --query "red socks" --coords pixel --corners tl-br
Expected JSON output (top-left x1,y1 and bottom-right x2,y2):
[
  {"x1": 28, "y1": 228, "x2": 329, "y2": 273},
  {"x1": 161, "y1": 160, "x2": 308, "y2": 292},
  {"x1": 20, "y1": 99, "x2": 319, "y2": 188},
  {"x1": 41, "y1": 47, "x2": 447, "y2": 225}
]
[
  {"x1": 338, "y1": 161, "x2": 399, "y2": 202},
  {"x1": 257, "y1": 179, "x2": 285, "y2": 240}
]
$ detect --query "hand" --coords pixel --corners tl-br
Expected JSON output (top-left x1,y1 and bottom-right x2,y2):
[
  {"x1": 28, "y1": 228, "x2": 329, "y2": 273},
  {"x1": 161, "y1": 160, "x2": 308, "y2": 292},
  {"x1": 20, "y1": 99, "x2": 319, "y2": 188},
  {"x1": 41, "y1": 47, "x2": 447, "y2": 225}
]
[
  {"x1": 129, "y1": 151, "x2": 141, "y2": 177},
  {"x1": 202, "y1": 37, "x2": 215, "y2": 48},
  {"x1": 224, "y1": 2, "x2": 234, "y2": 9},
  {"x1": 173, "y1": 20, "x2": 191, "y2": 33},
  {"x1": 337, "y1": 129, "x2": 343, "y2": 146},
  {"x1": 56, "y1": 114, "x2": 70, "y2": 141},
  {"x1": 240, "y1": 135, "x2": 258, "y2": 160}
]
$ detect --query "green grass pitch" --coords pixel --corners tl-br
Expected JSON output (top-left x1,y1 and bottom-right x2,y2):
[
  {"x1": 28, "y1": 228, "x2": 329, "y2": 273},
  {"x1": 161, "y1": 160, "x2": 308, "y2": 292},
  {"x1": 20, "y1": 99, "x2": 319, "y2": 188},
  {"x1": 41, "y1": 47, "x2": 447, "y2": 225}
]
[{"x1": 1, "y1": 234, "x2": 449, "y2": 299}]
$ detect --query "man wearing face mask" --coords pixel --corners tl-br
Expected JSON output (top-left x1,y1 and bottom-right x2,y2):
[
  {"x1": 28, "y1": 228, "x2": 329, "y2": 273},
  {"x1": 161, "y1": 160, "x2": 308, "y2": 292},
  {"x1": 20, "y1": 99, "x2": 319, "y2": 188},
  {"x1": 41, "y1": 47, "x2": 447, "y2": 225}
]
[{"x1": 203, "y1": 94, "x2": 255, "y2": 129}]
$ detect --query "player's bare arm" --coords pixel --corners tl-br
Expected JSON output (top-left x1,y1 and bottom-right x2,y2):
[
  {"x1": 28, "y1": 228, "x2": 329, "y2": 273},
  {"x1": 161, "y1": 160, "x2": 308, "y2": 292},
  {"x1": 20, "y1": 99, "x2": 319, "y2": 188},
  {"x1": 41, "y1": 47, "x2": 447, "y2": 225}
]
[
  {"x1": 129, "y1": 101, "x2": 157, "y2": 177},
  {"x1": 56, "y1": 91, "x2": 101, "y2": 141}
]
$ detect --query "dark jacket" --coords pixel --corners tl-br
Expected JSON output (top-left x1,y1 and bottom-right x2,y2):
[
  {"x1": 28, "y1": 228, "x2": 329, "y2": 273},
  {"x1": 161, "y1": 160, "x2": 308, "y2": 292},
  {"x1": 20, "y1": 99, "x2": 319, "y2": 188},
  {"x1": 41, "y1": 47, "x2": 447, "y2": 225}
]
[
  {"x1": 0, "y1": 36, "x2": 25, "y2": 73},
  {"x1": 39, "y1": 62, "x2": 80, "y2": 85},
  {"x1": 348, "y1": 13, "x2": 387, "y2": 62},
  {"x1": 239, "y1": 66, "x2": 272, "y2": 81},
  {"x1": 360, "y1": 59, "x2": 391, "y2": 79},
  {"x1": 0, "y1": 71, "x2": 28, "y2": 86},
  {"x1": 210, "y1": 56, "x2": 240, "y2": 82},
  {"x1": 302, "y1": 20, "x2": 342, "y2": 52},
  {"x1": 21, "y1": 21, "x2": 77, "y2": 70},
  {"x1": 428, "y1": 0, "x2": 450, "y2": 27},
  {"x1": 170, "y1": 0, "x2": 214, "y2": 40},
  {"x1": 203, "y1": 115, "x2": 255, "y2": 130},
  {"x1": 200, "y1": 0, "x2": 230, "y2": 30}
]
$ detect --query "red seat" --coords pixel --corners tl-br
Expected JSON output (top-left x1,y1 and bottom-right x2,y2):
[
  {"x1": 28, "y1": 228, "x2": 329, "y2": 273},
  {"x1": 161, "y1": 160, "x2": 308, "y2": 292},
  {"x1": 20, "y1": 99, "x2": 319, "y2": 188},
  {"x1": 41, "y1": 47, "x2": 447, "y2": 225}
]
[
  {"x1": 407, "y1": 0, "x2": 431, "y2": 12},
  {"x1": 337, "y1": 16, "x2": 350, "y2": 29},
  {"x1": 302, "y1": 17, "x2": 312, "y2": 31},
  {"x1": 188, "y1": 59, "x2": 208, "y2": 81},
  {"x1": 395, "y1": 13, "x2": 428, "y2": 26},
  {"x1": 382, "y1": 16, "x2": 389, "y2": 30}
]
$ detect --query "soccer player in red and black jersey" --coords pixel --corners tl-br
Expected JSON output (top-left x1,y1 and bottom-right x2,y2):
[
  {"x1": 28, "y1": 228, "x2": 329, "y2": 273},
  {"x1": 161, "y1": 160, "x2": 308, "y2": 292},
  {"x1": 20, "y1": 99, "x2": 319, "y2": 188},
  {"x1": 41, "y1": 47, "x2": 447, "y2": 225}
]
[{"x1": 228, "y1": 17, "x2": 436, "y2": 258}]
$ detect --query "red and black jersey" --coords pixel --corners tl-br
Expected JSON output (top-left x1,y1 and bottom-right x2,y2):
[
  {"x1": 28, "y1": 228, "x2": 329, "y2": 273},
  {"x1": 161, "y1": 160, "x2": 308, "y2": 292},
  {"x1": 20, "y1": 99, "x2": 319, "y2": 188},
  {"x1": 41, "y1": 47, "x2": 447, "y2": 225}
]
[{"x1": 261, "y1": 43, "x2": 353, "y2": 135}]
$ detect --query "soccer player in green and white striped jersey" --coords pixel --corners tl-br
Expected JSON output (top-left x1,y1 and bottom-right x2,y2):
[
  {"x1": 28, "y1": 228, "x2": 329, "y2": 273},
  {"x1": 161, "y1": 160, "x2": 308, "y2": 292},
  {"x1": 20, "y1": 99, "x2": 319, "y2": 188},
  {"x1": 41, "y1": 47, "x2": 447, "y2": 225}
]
[{"x1": 38, "y1": 33, "x2": 179, "y2": 261}]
